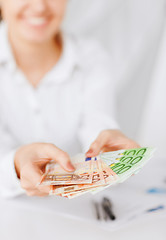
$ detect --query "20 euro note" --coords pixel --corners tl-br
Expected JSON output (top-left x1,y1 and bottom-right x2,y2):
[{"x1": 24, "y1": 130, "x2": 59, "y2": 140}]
[{"x1": 40, "y1": 154, "x2": 94, "y2": 185}]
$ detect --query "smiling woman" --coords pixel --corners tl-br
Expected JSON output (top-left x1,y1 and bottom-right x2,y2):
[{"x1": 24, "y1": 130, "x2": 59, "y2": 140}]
[
  {"x1": 0, "y1": 0, "x2": 67, "y2": 44},
  {"x1": 0, "y1": 0, "x2": 67, "y2": 87},
  {"x1": 0, "y1": 0, "x2": 139, "y2": 198}
]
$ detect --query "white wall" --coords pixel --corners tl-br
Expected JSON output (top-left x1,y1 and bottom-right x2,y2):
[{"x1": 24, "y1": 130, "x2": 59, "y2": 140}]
[{"x1": 63, "y1": 0, "x2": 166, "y2": 156}]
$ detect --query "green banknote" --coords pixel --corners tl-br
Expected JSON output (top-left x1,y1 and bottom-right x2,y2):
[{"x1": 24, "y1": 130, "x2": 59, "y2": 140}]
[
  {"x1": 90, "y1": 147, "x2": 155, "y2": 194},
  {"x1": 100, "y1": 147, "x2": 155, "y2": 181}
]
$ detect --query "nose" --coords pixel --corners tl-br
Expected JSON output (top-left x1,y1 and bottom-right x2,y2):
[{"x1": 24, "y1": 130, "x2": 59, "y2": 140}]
[{"x1": 30, "y1": 0, "x2": 47, "y2": 14}]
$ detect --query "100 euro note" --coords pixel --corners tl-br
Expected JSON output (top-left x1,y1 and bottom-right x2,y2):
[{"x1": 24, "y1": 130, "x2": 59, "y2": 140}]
[
  {"x1": 101, "y1": 147, "x2": 155, "y2": 183},
  {"x1": 91, "y1": 147, "x2": 155, "y2": 194},
  {"x1": 40, "y1": 154, "x2": 93, "y2": 185}
]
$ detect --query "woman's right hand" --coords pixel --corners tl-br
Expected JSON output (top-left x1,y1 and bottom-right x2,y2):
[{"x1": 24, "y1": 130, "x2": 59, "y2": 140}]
[{"x1": 14, "y1": 143, "x2": 75, "y2": 197}]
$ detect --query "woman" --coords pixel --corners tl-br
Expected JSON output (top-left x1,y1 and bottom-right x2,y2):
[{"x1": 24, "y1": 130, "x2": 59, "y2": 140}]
[{"x1": 0, "y1": 0, "x2": 139, "y2": 198}]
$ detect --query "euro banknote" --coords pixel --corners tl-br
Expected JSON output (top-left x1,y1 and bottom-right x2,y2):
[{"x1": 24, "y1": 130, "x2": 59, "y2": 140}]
[
  {"x1": 40, "y1": 154, "x2": 93, "y2": 185},
  {"x1": 40, "y1": 147, "x2": 155, "y2": 198}
]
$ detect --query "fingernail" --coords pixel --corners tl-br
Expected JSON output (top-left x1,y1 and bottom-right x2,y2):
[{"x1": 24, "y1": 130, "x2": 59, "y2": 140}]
[
  {"x1": 86, "y1": 149, "x2": 93, "y2": 154},
  {"x1": 66, "y1": 162, "x2": 75, "y2": 171}
]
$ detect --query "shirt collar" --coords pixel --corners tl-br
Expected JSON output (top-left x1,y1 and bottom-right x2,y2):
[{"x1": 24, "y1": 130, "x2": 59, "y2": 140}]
[
  {"x1": 0, "y1": 22, "x2": 78, "y2": 85},
  {"x1": 0, "y1": 22, "x2": 16, "y2": 71}
]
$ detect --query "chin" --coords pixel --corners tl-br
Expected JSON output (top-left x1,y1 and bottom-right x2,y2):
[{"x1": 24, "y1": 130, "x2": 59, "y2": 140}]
[
  {"x1": 23, "y1": 36, "x2": 50, "y2": 44},
  {"x1": 20, "y1": 30, "x2": 55, "y2": 44}
]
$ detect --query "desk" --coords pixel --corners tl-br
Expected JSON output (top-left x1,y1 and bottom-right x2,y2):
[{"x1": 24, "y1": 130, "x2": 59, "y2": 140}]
[
  {"x1": 0, "y1": 157, "x2": 166, "y2": 240},
  {"x1": 0, "y1": 200, "x2": 165, "y2": 240}
]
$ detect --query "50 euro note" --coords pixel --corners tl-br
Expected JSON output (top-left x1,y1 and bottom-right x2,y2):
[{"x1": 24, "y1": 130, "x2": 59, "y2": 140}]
[
  {"x1": 50, "y1": 185, "x2": 93, "y2": 199},
  {"x1": 70, "y1": 161, "x2": 119, "y2": 196},
  {"x1": 40, "y1": 154, "x2": 93, "y2": 186},
  {"x1": 49, "y1": 158, "x2": 105, "y2": 195},
  {"x1": 79, "y1": 160, "x2": 119, "y2": 194},
  {"x1": 61, "y1": 163, "x2": 115, "y2": 198},
  {"x1": 84, "y1": 158, "x2": 119, "y2": 193},
  {"x1": 63, "y1": 188, "x2": 93, "y2": 199},
  {"x1": 50, "y1": 158, "x2": 118, "y2": 196}
]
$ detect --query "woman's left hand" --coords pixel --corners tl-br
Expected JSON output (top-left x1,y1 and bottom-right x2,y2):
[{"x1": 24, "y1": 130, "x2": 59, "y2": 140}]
[{"x1": 86, "y1": 129, "x2": 140, "y2": 157}]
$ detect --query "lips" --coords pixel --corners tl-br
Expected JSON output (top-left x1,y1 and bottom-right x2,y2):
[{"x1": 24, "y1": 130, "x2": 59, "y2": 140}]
[{"x1": 24, "y1": 17, "x2": 50, "y2": 27}]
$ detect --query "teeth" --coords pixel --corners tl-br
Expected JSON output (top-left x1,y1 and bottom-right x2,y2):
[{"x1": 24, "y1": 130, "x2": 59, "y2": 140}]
[{"x1": 27, "y1": 17, "x2": 47, "y2": 26}]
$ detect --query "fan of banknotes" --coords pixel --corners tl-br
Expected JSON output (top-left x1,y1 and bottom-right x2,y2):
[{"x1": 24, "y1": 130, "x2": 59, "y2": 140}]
[{"x1": 40, "y1": 147, "x2": 155, "y2": 199}]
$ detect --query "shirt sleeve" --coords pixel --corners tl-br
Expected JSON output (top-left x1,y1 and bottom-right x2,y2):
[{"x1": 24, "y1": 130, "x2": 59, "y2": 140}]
[
  {"x1": 0, "y1": 121, "x2": 25, "y2": 198},
  {"x1": 77, "y1": 42, "x2": 119, "y2": 152}
]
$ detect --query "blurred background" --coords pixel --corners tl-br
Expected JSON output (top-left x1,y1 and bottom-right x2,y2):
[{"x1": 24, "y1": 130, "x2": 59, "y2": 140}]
[
  {"x1": 63, "y1": 0, "x2": 166, "y2": 157},
  {"x1": 1, "y1": 1, "x2": 166, "y2": 240}
]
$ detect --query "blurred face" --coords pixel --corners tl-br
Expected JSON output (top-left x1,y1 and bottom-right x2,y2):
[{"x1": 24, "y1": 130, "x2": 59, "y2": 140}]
[{"x1": 0, "y1": 0, "x2": 67, "y2": 43}]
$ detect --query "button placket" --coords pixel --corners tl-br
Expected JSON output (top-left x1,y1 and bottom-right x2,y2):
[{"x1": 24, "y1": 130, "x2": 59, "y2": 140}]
[{"x1": 26, "y1": 87, "x2": 44, "y2": 141}]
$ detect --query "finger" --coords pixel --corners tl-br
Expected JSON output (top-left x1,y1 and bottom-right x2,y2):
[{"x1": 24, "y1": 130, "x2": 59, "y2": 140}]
[
  {"x1": 98, "y1": 141, "x2": 140, "y2": 153},
  {"x1": 86, "y1": 141, "x2": 102, "y2": 157},
  {"x1": 43, "y1": 144, "x2": 75, "y2": 172},
  {"x1": 37, "y1": 185, "x2": 50, "y2": 194},
  {"x1": 86, "y1": 132, "x2": 110, "y2": 157},
  {"x1": 86, "y1": 131, "x2": 141, "y2": 157},
  {"x1": 26, "y1": 190, "x2": 49, "y2": 197},
  {"x1": 21, "y1": 179, "x2": 50, "y2": 196},
  {"x1": 103, "y1": 140, "x2": 140, "y2": 151},
  {"x1": 21, "y1": 178, "x2": 50, "y2": 196},
  {"x1": 20, "y1": 163, "x2": 44, "y2": 188}
]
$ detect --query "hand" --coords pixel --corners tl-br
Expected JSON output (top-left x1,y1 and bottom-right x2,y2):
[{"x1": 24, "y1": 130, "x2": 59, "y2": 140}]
[
  {"x1": 86, "y1": 129, "x2": 140, "y2": 157},
  {"x1": 14, "y1": 143, "x2": 75, "y2": 197}
]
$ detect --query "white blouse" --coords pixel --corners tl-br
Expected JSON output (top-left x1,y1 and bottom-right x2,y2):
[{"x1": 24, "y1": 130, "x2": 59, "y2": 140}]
[{"x1": 0, "y1": 23, "x2": 118, "y2": 198}]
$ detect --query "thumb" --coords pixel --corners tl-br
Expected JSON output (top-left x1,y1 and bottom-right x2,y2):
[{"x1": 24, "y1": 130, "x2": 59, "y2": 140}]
[{"x1": 43, "y1": 144, "x2": 75, "y2": 172}]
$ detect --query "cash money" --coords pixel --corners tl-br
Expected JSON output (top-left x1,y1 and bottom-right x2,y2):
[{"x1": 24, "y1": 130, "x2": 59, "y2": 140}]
[
  {"x1": 40, "y1": 154, "x2": 93, "y2": 185},
  {"x1": 48, "y1": 158, "x2": 106, "y2": 195},
  {"x1": 40, "y1": 147, "x2": 155, "y2": 198}
]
